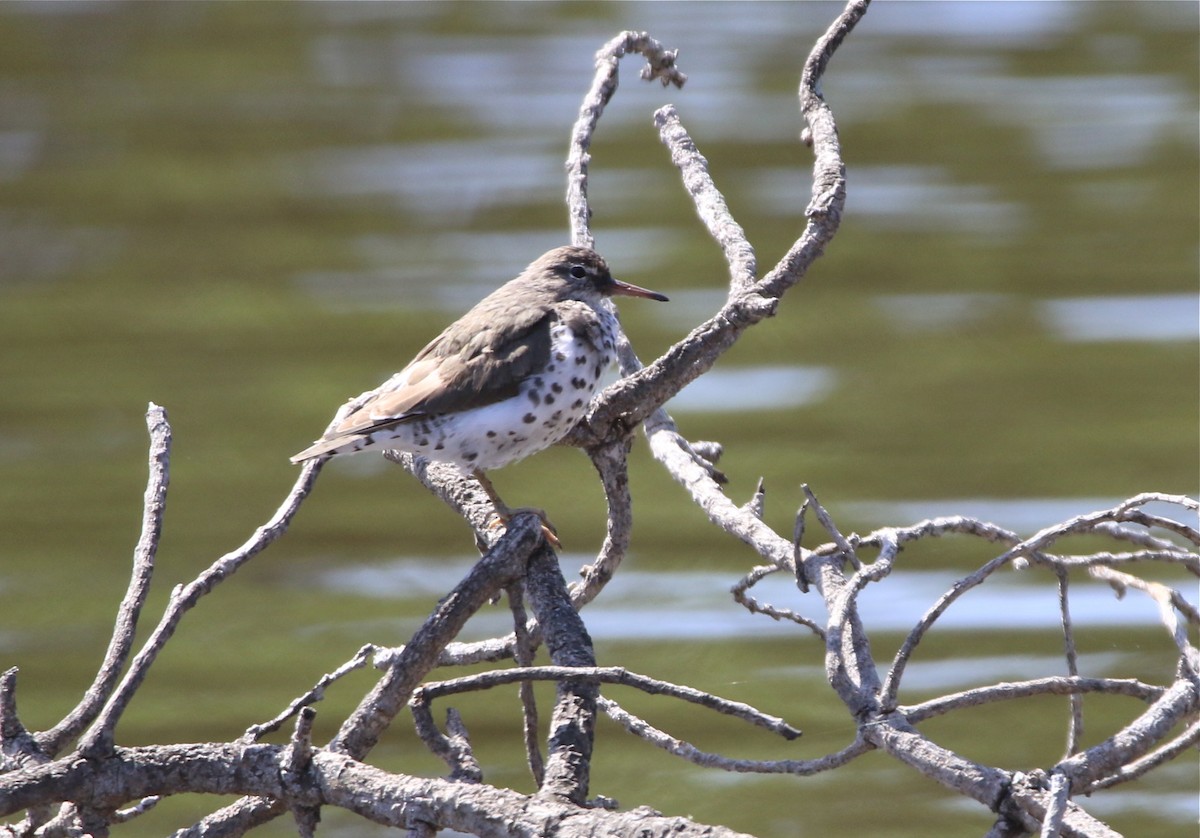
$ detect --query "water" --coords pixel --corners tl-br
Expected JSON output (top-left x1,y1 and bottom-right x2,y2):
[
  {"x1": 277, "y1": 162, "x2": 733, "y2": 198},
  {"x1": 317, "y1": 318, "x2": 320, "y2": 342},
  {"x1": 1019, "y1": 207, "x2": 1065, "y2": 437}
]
[{"x1": 1, "y1": 2, "x2": 1196, "y2": 836}]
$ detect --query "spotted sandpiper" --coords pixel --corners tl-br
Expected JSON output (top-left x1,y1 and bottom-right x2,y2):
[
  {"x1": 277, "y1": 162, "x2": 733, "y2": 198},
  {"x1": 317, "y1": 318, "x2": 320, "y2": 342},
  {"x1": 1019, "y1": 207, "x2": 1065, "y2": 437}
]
[{"x1": 292, "y1": 245, "x2": 668, "y2": 541}]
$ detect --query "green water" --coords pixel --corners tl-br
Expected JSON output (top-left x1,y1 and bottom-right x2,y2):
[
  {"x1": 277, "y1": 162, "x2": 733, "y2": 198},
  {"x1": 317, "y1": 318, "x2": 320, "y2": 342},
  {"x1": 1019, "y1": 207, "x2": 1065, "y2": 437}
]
[{"x1": 1, "y1": 2, "x2": 1196, "y2": 836}]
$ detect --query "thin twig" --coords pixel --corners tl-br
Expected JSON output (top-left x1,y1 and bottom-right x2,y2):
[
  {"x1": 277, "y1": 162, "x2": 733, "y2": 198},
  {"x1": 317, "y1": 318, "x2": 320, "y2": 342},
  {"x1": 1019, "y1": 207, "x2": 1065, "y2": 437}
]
[
  {"x1": 1081, "y1": 717, "x2": 1200, "y2": 793},
  {"x1": 1056, "y1": 569, "x2": 1084, "y2": 758},
  {"x1": 1088, "y1": 566, "x2": 1200, "y2": 675},
  {"x1": 38, "y1": 404, "x2": 171, "y2": 756},
  {"x1": 1039, "y1": 772, "x2": 1070, "y2": 838},
  {"x1": 242, "y1": 644, "x2": 378, "y2": 744},
  {"x1": 901, "y1": 677, "x2": 1164, "y2": 724},
  {"x1": 566, "y1": 31, "x2": 686, "y2": 249},
  {"x1": 78, "y1": 449, "x2": 324, "y2": 758},
  {"x1": 507, "y1": 583, "x2": 544, "y2": 787},
  {"x1": 414, "y1": 666, "x2": 800, "y2": 740},
  {"x1": 730, "y1": 563, "x2": 826, "y2": 640},
  {"x1": 599, "y1": 696, "x2": 850, "y2": 775}
]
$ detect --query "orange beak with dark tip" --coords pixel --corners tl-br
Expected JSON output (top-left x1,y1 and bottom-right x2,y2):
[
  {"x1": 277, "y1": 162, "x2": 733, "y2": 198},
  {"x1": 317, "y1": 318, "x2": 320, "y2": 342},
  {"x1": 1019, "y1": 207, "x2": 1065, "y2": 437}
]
[{"x1": 606, "y1": 277, "x2": 669, "y2": 302}]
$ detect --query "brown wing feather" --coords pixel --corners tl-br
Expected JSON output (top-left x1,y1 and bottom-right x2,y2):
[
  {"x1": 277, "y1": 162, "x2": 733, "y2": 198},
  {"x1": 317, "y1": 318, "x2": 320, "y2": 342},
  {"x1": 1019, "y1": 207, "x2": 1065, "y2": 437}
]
[
  {"x1": 328, "y1": 295, "x2": 556, "y2": 438},
  {"x1": 292, "y1": 267, "x2": 571, "y2": 461}
]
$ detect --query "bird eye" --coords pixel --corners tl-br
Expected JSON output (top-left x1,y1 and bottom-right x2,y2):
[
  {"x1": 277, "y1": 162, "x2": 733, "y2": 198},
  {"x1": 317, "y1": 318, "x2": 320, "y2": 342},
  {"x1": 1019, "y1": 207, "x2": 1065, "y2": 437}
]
[{"x1": 569, "y1": 265, "x2": 588, "y2": 279}]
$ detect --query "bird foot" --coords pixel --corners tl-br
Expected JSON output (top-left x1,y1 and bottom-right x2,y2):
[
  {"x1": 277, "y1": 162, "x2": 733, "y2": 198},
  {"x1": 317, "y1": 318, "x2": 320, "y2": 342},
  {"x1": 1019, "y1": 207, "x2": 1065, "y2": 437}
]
[
  {"x1": 472, "y1": 469, "x2": 561, "y2": 549},
  {"x1": 490, "y1": 507, "x2": 562, "y2": 549}
]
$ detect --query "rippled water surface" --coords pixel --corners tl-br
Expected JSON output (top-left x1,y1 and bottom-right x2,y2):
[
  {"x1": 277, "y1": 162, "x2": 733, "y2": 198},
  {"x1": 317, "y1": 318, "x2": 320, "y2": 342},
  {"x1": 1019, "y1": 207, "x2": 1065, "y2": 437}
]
[{"x1": 1, "y1": 3, "x2": 1196, "y2": 836}]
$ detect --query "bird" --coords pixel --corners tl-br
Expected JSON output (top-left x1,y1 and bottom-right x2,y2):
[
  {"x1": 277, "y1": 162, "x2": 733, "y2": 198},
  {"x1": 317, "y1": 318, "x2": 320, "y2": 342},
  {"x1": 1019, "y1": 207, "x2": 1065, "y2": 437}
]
[{"x1": 291, "y1": 245, "x2": 668, "y2": 542}]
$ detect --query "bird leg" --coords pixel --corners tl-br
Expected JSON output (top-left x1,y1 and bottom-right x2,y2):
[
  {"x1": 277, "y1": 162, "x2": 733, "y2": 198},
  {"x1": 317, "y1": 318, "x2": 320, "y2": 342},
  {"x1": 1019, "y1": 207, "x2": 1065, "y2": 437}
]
[{"x1": 471, "y1": 469, "x2": 561, "y2": 549}]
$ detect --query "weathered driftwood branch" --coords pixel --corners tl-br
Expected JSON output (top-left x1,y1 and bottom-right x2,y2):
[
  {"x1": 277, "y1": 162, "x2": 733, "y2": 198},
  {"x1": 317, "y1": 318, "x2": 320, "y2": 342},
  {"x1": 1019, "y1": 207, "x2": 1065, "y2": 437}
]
[
  {"x1": 2, "y1": 744, "x2": 760, "y2": 838},
  {"x1": 3, "y1": 2, "x2": 1196, "y2": 836}
]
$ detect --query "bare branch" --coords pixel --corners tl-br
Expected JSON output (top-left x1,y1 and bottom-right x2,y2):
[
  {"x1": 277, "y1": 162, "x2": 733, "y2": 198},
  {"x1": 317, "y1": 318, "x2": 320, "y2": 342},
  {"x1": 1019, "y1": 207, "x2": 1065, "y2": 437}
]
[
  {"x1": 572, "y1": 439, "x2": 634, "y2": 609},
  {"x1": 524, "y1": 547, "x2": 598, "y2": 804},
  {"x1": 1056, "y1": 569, "x2": 1084, "y2": 758},
  {"x1": 901, "y1": 677, "x2": 1164, "y2": 724},
  {"x1": 507, "y1": 583, "x2": 544, "y2": 787},
  {"x1": 566, "y1": 31, "x2": 687, "y2": 249},
  {"x1": 653, "y1": 105, "x2": 755, "y2": 290},
  {"x1": 332, "y1": 515, "x2": 545, "y2": 758},
  {"x1": 1038, "y1": 772, "x2": 1071, "y2": 838},
  {"x1": 598, "y1": 697, "x2": 852, "y2": 776},
  {"x1": 78, "y1": 426, "x2": 323, "y2": 759},
  {"x1": 1082, "y1": 717, "x2": 1200, "y2": 793},
  {"x1": 1054, "y1": 677, "x2": 1199, "y2": 791},
  {"x1": 414, "y1": 666, "x2": 800, "y2": 741},
  {"x1": 243, "y1": 644, "x2": 378, "y2": 744},
  {"x1": 39, "y1": 404, "x2": 171, "y2": 756}
]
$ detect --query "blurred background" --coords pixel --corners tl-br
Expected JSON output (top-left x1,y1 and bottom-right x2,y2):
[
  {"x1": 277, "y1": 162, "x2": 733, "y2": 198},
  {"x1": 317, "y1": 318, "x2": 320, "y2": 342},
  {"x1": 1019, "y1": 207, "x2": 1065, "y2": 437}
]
[{"x1": 1, "y1": 2, "x2": 1196, "y2": 835}]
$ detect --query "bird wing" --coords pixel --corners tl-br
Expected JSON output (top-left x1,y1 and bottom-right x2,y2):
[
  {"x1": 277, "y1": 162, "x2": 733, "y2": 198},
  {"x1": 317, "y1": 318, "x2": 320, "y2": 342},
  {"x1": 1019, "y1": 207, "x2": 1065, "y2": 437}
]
[{"x1": 327, "y1": 301, "x2": 555, "y2": 437}]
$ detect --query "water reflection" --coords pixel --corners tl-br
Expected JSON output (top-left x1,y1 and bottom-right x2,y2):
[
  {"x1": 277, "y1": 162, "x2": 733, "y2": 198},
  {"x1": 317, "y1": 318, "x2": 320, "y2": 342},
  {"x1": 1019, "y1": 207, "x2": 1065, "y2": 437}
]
[
  {"x1": 1041, "y1": 294, "x2": 1199, "y2": 342},
  {"x1": 849, "y1": 496, "x2": 1195, "y2": 533},
  {"x1": 1, "y1": 2, "x2": 1194, "y2": 834},
  {"x1": 847, "y1": 166, "x2": 1024, "y2": 237},
  {"x1": 873, "y1": 292, "x2": 1013, "y2": 331},
  {"x1": 295, "y1": 227, "x2": 692, "y2": 312},
  {"x1": 303, "y1": 140, "x2": 563, "y2": 219},
  {"x1": 668, "y1": 366, "x2": 834, "y2": 413},
  {"x1": 316, "y1": 556, "x2": 1168, "y2": 639}
]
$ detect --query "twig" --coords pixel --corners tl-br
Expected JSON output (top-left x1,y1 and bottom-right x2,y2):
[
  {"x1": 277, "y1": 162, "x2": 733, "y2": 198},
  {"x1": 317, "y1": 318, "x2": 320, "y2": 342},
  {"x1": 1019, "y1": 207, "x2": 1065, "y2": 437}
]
[
  {"x1": 414, "y1": 666, "x2": 800, "y2": 740},
  {"x1": 901, "y1": 677, "x2": 1164, "y2": 724},
  {"x1": 1039, "y1": 547, "x2": 1200, "y2": 573},
  {"x1": 883, "y1": 540, "x2": 1035, "y2": 708},
  {"x1": 730, "y1": 563, "x2": 826, "y2": 640},
  {"x1": 598, "y1": 697, "x2": 850, "y2": 775},
  {"x1": 242, "y1": 644, "x2": 379, "y2": 744},
  {"x1": 566, "y1": 31, "x2": 686, "y2": 249},
  {"x1": 653, "y1": 104, "x2": 755, "y2": 290},
  {"x1": 794, "y1": 497, "x2": 811, "y2": 591},
  {"x1": 804, "y1": 485, "x2": 860, "y2": 571},
  {"x1": 409, "y1": 699, "x2": 482, "y2": 783},
  {"x1": 1038, "y1": 772, "x2": 1070, "y2": 838},
  {"x1": 38, "y1": 404, "x2": 171, "y2": 756},
  {"x1": 506, "y1": 583, "x2": 544, "y2": 787},
  {"x1": 1056, "y1": 569, "x2": 1084, "y2": 758},
  {"x1": 78, "y1": 430, "x2": 324, "y2": 759},
  {"x1": 1087, "y1": 565, "x2": 1200, "y2": 674},
  {"x1": 112, "y1": 796, "x2": 160, "y2": 824}
]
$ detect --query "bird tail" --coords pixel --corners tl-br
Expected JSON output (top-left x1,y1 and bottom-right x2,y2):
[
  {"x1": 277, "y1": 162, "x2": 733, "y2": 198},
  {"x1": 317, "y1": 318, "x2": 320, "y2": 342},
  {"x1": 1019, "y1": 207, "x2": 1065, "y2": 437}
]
[{"x1": 290, "y1": 433, "x2": 370, "y2": 464}]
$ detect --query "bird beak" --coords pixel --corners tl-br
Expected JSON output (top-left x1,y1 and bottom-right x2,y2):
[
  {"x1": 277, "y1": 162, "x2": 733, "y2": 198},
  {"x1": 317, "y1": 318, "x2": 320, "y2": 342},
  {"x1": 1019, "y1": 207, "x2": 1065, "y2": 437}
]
[{"x1": 608, "y1": 277, "x2": 669, "y2": 302}]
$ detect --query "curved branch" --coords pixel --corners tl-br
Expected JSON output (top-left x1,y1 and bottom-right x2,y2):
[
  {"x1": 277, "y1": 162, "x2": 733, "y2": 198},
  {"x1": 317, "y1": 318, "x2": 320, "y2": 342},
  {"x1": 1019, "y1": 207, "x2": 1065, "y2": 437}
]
[
  {"x1": 566, "y1": 31, "x2": 687, "y2": 249},
  {"x1": 901, "y1": 677, "x2": 1165, "y2": 724},
  {"x1": 599, "y1": 697, "x2": 857, "y2": 776},
  {"x1": 413, "y1": 666, "x2": 800, "y2": 740},
  {"x1": 78, "y1": 448, "x2": 325, "y2": 759},
  {"x1": 39, "y1": 404, "x2": 171, "y2": 756}
]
